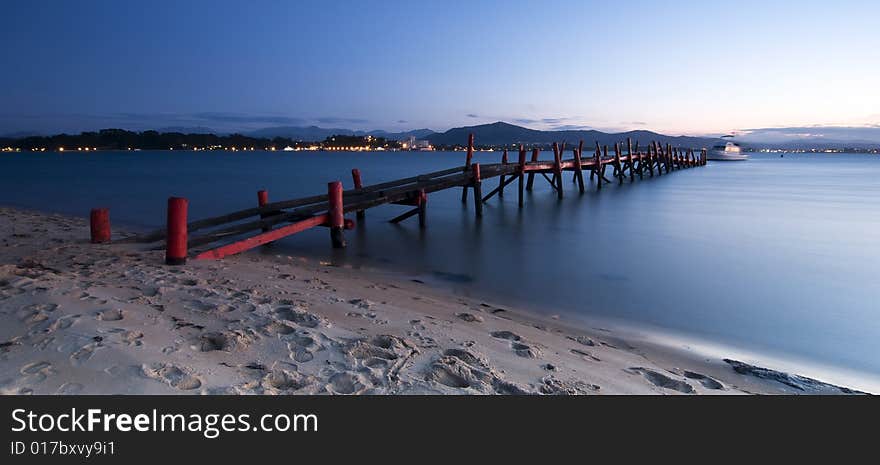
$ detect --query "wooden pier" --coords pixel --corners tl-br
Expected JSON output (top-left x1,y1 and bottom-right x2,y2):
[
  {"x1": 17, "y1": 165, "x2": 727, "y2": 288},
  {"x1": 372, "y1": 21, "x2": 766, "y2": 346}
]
[{"x1": 112, "y1": 135, "x2": 708, "y2": 263}]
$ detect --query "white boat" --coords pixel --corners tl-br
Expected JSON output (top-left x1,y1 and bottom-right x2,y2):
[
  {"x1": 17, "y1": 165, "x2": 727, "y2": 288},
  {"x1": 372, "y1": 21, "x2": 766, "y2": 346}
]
[{"x1": 707, "y1": 135, "x2": 748, "y2": 161}]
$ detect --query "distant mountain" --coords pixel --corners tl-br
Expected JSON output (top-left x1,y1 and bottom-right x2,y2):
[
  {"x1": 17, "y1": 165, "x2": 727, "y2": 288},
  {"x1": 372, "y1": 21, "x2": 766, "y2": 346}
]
[
  {"x1": 157, "y1": 126, "x2": 217, "y2": 134},
  {"x1": 367, "y1": 128, "x2": 435, "y2": 141},
  {"x1": 426, "y1": 122, "x2": 720, "y2": 148},
  {"x1": 246, "y1": 126, "x2": 435, "y2": 141},
  {"x1": 245, "y1": 126, "x2": 357, "y2": 141}
]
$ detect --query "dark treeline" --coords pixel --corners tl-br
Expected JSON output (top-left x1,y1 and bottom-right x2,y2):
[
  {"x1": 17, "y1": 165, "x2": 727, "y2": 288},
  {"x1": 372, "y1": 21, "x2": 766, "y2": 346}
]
[{"x1": 0, "y1": 129, "x2": 402, "y2": 151}]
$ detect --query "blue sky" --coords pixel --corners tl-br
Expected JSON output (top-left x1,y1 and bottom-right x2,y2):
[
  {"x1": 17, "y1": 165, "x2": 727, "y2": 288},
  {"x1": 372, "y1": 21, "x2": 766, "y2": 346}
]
[{"x1": 2, "y1": 0, "x2": 879, "y2": 138}]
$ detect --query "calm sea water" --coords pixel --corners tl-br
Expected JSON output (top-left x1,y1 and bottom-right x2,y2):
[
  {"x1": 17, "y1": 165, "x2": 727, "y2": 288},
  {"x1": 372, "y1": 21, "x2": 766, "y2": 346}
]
[{"x1": 2, "y1": 150, "x2": 879, "y2": 389}]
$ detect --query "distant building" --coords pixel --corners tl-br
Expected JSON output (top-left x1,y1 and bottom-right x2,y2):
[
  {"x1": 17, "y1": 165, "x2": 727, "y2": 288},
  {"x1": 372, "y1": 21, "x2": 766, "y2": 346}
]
[{"x1": 401, "y1": 136, "x2": 433, "y2": 151}]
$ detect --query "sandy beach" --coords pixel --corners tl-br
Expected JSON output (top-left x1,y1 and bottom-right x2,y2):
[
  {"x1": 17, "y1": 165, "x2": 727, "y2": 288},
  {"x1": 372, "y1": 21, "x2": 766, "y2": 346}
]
[{"x1": 0, "y1": 207, "x2": 864, "y2": 395}]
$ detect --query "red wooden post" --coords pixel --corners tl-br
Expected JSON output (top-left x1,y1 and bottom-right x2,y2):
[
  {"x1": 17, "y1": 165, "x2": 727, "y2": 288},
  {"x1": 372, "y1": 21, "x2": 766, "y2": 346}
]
[
  {"x1": 328, "y1": 181, "x2": 345, "y2": 248},
  {"x1": 257, "y1": 190, "x2": 270, "y2": 232},
  {"x1": 518, "y1": 145, "x2": 526, "y2": 208},
  {"x1": 165, "y1": 197, "x2": 188, "y2": 265},
  {"x1": 351, "y1": 168, "x2": 365, "y2": 220},
  {"x1": 417, "y1": 189, "x2": 427, "y2": 228},
  {"x1": 472, "y1": 163, "x2": 483, "y2": 218},
  {"x1": 595, "y1": 142, "x2": 603, "y2": 189},
  {"x1": 461, "y1": 133, "x2": 474, "y2": 203},
  {"x1": 89, "y1": 208, "x2": 110, "y2": 243}
]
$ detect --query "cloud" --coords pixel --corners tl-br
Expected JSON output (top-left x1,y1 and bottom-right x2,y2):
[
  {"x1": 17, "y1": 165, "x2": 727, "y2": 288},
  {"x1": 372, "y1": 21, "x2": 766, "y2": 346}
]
[
  {"x1": 315, "y1": 116, "x2": 369, "y2": 125},
  {"x1": 623, "y1": 121, "x2": 647, "y2": 126},
  {"x1": 191, "y1": 112, "x2": 305, "y2": 125},
  {"x1": 466, "y1": 113, "x2": 480, "y2": 118}
]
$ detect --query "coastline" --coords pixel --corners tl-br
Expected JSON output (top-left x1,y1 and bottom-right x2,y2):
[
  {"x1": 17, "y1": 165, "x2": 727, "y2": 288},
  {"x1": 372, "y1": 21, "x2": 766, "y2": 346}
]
[{"x1": 0, "y1": 207, "x2": 866, "y2": 395}]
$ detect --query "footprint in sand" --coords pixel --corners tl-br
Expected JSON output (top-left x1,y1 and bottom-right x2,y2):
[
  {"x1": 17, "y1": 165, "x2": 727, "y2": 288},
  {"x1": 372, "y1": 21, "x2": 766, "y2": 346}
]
[
  {"x1": 456, "y1": 312, "x2": 483, "y2": 323},
  {"x1": 683, "y1": 371, "x2": 724, "y2": 390},
  {"x1": 24, "y1": 303, "x2": 59, "y2": 313},
  {"x1": 262, "y1": 369, "x2": 315, "y2": 393},
  {"x1": 274, "y1": 306, "x2": 324, "y2": 328},
  {"x1": 48, "y1": 315, "x2": 80, "y2": 331},
  {"x1": 570, "y1": 348, "x2": 601, "y2": 362},
  {"x1": 490, "y1": 330, "x2": 521, "y2": 341},
  {"x1": 96, "y1": 309, "x2": 124, "y2": 321},
  {"x1": 490, "y1": 331, "x2": 541, "y2": 358},
  {"x1": 119, "y1": 331, "x2": 143, "y2": 347},
  {"x1": 142, "y1": 363, "x2": 202, "y2": 391},
  {"x1": 348, "y1": 299, "x2": 374, "y2": 310},
  {"x1": 56, "y1": 382, "x2": 84, "y2": 394},
  {"x1": 287, "y1": 332, "x2": 321, "y2": 363},
  {"x1": 628, "y1": 367, "x2": 695, "y2": 394},
  {"x1": 541, "y1": 376, "x2": 601, "y2": 395},
  {"x1": 197, "y1": 332, "x2": 231, "y2": 352},
  {"x1": 263, "y1": 321, "x2": 295, "y2": 336},
  {"x1": 567, "y1": 335, "x2": 596, "y2": 347},
  {"x1": 426, "y1": 347, "x2": 530, "y2": 394},
  {"x1": 325, "y1": 371, "x2": 370, "y2": 395},
  {"x1": 20, "y1": 361, "x2": 54, "y2": 383},
  {"x1": 70, "y1": 341, "x2": 102, "y2": 366}
]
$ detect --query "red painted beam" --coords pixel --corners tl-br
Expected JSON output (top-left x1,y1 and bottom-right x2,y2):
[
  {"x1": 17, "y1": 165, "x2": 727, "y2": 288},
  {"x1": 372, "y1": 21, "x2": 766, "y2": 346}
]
[{"x1": 194, "y1": 213, "x2": 352, "y2": 260}]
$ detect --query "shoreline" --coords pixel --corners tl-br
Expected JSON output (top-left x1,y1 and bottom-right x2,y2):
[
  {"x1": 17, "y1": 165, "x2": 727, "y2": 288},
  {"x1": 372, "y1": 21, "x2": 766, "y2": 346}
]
[{"x1": 0, "y1": 207, "x2": 868, "y2": 395}]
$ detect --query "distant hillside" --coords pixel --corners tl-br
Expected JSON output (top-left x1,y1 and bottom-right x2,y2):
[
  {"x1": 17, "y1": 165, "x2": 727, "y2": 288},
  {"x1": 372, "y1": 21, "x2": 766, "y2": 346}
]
[
  {"x1": 246, "y1": 126, "x2": 357, "y2": 141},
  {"x1": 246, "y1": 126, "x2": 435, "y2": 141},
  {"x1": 368, "y1": 128, "x2": 436, "y2": 141},
  {"x1": 157, "y1": 126, "x2": 217, "y2": 135},
  {"x1": 426, "y1": 122, "x2": 720, "y2": 148}
]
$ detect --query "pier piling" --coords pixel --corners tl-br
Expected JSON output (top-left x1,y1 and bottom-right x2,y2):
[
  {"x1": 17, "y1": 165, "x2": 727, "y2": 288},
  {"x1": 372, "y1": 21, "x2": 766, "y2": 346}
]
[
  {"x1": 351, "y1": 168, "x2": 366, "y2": 220},
  {"x1": 328, "y1": 181, "x2": 346, "y2": 248},
  {"x1": 165, "y1": 197, "x2": 188, "y2": 265},
  {"x1": 473, "y1": 163, "x2": 483, "y2": 218},
  {"x1": 526, "y1": 148, "x2": 539, "y2": 191},
  {"x1": 499, "y1": 149, "x2": 508, "y2": 198},
  {"x1": 257, "y1": 190, "x2": 270, "y2": 232},
  {"x1": 574, "y1": 140, "x2": 585, "y2": 193},
  {"x1": 89, "y1": 208, "x2": 111, "y2": 244},
  {"x1": 461, "y1": 133, "x2": 474, "y2": 203}
]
